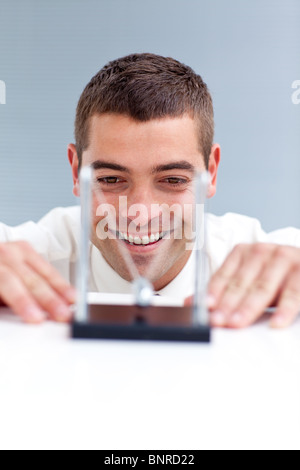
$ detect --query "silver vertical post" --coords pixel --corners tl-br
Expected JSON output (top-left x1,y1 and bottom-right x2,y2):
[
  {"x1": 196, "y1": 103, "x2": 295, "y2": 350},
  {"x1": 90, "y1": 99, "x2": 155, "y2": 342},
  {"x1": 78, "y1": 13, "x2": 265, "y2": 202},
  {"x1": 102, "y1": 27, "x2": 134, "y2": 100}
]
[
  {"x1": 93, "y1": 178, "x2": 153, "y2": 306},
  {"x1": 193, "y1": 171, "x2": 210, "y2": 326},
  {"x1": 76, "y1": 166, "x2": 92, "y2": 323}
]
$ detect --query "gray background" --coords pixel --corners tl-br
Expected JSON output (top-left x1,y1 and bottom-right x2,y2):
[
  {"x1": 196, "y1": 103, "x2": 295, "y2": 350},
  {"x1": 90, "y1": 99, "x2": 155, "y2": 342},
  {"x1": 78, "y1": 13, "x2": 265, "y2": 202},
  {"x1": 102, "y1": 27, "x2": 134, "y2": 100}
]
[{"x1": 0, "y1": 0, "x2": 299, "y2": 232}]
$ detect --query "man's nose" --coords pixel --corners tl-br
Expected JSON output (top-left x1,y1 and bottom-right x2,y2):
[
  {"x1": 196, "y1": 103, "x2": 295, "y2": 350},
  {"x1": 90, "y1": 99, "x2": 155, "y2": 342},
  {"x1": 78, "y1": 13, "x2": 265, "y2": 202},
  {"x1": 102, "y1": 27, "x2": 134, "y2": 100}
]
[{"x1": 119, "y1": 186, "x2": 162, "y2": 228}]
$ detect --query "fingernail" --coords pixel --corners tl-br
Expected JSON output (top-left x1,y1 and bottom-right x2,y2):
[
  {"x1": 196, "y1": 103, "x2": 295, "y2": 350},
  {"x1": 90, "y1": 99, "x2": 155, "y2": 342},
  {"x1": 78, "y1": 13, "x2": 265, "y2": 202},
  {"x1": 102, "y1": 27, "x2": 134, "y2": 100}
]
[
  {"x1": 210, "y1": 311, "x2": 226, "y2": 326},
  {"x1": 270, "y1": 315, "x2": 286, "y2": 328},
  {"x1": 66, "y1": 288, "x2": 77, "y2": 304},
  {"x1": 25, "y1": 306, "x2": 46, "y2": 323},
  {"x1": 230, "y1": 312, "x2": 242, "y2": 325},
  {"x1": 55, "y1": 305, "x2": 72, "y2": 322},
  {"x1": 206, "y1": 294, "x2": 216, "y2": 309}
]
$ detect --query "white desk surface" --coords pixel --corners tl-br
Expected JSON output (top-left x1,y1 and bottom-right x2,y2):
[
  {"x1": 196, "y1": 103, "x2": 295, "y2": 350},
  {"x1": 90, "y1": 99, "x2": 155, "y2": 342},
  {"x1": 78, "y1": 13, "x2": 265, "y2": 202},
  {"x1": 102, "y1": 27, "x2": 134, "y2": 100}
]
[{"x1": 0, "y1": 307, "x2": 299, "y2": 450}]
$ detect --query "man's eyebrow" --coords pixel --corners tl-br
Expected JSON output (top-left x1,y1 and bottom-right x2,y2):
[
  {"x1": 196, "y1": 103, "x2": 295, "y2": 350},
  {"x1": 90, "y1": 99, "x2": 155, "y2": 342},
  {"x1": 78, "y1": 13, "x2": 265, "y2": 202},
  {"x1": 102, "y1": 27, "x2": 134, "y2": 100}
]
[
  {"x1": 91, "y1": 160, "x2": 130, "y2": 172},
  {"x1": 91, "y1": 160, "x2": 195, "y2": 174},
  {"x1": 152, "y1": 161, "x2": 196, "y2": 173}
]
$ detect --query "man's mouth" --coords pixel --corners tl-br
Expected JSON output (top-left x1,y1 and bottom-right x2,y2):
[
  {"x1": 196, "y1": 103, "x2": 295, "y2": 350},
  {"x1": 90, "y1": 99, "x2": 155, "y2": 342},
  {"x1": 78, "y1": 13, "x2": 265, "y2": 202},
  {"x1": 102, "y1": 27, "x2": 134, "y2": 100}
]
[{"x1": 117, "y1": 231, "x2": 166, "y2": 246}]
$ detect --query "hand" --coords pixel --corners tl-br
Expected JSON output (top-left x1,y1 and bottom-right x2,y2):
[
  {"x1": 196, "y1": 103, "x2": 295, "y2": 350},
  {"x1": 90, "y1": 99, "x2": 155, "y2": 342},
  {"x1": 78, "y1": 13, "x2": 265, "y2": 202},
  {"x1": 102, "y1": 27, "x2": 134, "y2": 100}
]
[
  {"x1": 0, "y1": 241, "x2": 76, "y2": 323},
  {"x1": 207, "y1": 243, "x2": 300, "y2": 328}
]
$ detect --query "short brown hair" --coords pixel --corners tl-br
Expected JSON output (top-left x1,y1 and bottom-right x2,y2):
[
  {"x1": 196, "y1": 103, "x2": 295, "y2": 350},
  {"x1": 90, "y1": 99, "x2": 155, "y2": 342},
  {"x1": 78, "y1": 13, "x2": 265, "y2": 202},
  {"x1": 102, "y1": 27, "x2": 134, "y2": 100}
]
[{"x1": 75, "y1": 53, "x2": 214, "y2": 168}]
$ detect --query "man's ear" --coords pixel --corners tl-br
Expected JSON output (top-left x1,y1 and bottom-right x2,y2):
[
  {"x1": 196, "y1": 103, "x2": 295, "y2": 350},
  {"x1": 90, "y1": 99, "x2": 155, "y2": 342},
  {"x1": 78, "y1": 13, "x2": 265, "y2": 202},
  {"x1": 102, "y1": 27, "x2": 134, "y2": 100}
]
[
  {"x1": 68, "y1": 143, "x2": 80, "y2": 197},
  {"x1": 207, "y1": 143, "x2": 221, "y2": 198}
]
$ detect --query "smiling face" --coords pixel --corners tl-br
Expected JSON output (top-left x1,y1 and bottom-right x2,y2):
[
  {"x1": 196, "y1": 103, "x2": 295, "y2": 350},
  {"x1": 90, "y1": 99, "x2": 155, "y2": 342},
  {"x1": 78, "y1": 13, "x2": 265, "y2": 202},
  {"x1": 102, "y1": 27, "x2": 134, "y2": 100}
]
[{"x1": 69, "y1": 113, "x2": 220, "y2": 291}]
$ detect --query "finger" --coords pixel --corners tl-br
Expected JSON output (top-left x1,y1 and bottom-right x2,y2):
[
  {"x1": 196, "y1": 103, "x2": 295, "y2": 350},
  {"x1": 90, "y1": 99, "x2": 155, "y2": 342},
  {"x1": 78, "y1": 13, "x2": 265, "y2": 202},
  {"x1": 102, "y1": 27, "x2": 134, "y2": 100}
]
[
  {"x1": 225, "y1": 246, "x2": 294, "y2": 328},
  {"x1": 211, "y1": 243, "x2": 275, "y2": 326},
  {"x1": 184, "y1": 296, "x2": 193, "y2": 306},
  {"x1": 207, "y1": 244, "x2": 248, "y2": 310},
  {"x1": 17, "y1": 264, "x2": 73, "y2": 323},
  {"x1": 0, "y1": 266, "x2": 46, "y2": 323},
  {"x1": 270, "y1": 265, "x2": 300, "y2": 328},
  {"x1": 184, "y1": 295, "x2": 215, "y2": 308},
  {"x1": 0, "y1": 241, "x2": 74, "y2": 322},
  {"x1": 24, "y1": 245, "x2": 76, "y2": 304}
]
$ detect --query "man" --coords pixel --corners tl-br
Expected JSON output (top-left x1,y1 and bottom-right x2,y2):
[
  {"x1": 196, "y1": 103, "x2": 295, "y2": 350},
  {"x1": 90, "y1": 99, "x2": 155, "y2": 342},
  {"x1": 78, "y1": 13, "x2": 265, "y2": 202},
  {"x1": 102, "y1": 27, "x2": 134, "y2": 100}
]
[{"x1": 0, "y1": 53, "x2": 300, "y2": 328}]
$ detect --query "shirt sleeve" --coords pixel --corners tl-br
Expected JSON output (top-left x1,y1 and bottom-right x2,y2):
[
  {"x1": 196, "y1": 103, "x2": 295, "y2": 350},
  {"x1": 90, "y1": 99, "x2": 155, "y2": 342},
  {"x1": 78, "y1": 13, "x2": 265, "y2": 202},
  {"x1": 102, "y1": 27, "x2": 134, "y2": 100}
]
[
  {"x1": 260, "y1": 226, "x2": 300, "y2": 247},
  {"x1": 209, "y1": 212, "x2": 300, "y2": 247}
]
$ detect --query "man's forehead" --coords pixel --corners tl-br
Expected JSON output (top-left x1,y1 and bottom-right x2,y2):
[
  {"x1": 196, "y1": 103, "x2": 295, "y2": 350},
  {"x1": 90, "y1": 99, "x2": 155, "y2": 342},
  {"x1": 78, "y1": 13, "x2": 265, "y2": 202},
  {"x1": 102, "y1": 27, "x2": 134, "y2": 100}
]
[{"x1": 85, "y1": 113, "x2": 204, "y2": 169}]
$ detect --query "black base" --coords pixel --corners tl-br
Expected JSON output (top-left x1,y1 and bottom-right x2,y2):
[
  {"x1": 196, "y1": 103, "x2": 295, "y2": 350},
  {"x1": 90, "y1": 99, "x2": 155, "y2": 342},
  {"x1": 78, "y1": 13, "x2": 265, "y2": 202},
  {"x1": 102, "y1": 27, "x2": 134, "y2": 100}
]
[
  {"x1": 72, "y1": 321, "x2": 210, "y2": 342},
  {"x1": 71, "y1": 304, "x2": 210, "y2": 343}
]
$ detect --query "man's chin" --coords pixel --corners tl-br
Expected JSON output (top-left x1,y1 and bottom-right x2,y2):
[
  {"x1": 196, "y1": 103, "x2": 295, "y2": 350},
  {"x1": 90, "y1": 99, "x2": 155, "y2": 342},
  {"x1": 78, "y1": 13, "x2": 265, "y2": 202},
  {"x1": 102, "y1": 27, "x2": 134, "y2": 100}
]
[{"x1": 93, "y1": 235, "x2": 190, "y2": 287}]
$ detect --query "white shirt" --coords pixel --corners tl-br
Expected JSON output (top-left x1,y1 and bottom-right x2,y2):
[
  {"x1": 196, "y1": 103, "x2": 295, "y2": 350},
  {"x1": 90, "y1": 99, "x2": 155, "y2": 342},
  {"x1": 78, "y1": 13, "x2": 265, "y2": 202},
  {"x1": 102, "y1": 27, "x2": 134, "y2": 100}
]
[{"x1": 1, "y1": 206, "x2": 300, "y2": 302}]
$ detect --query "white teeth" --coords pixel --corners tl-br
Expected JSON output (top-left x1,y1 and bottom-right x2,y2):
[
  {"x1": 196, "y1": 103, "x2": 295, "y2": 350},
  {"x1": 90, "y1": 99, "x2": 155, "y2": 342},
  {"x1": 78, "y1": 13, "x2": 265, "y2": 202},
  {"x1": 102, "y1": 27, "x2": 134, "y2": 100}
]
[
  {"x1": 120, "y1": 232, "x2": 163, "y2": 246},
  {"x1": 142, "y1": 236, "x2": 150, "y2": 245},
  {"x1": 134, "y1": 236, "x2": 142, "y2": 245}
]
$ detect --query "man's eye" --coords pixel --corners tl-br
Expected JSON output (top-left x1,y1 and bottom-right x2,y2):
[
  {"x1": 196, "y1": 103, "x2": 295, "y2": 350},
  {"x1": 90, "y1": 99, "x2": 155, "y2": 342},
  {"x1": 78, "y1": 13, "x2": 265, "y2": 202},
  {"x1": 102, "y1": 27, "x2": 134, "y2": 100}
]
[
  {"x1": 164, "y1": 178, "x2": 188, "y2": 186},
  {"x1": 97, "y1": 177, "x2": 122, "y2": 185}
]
